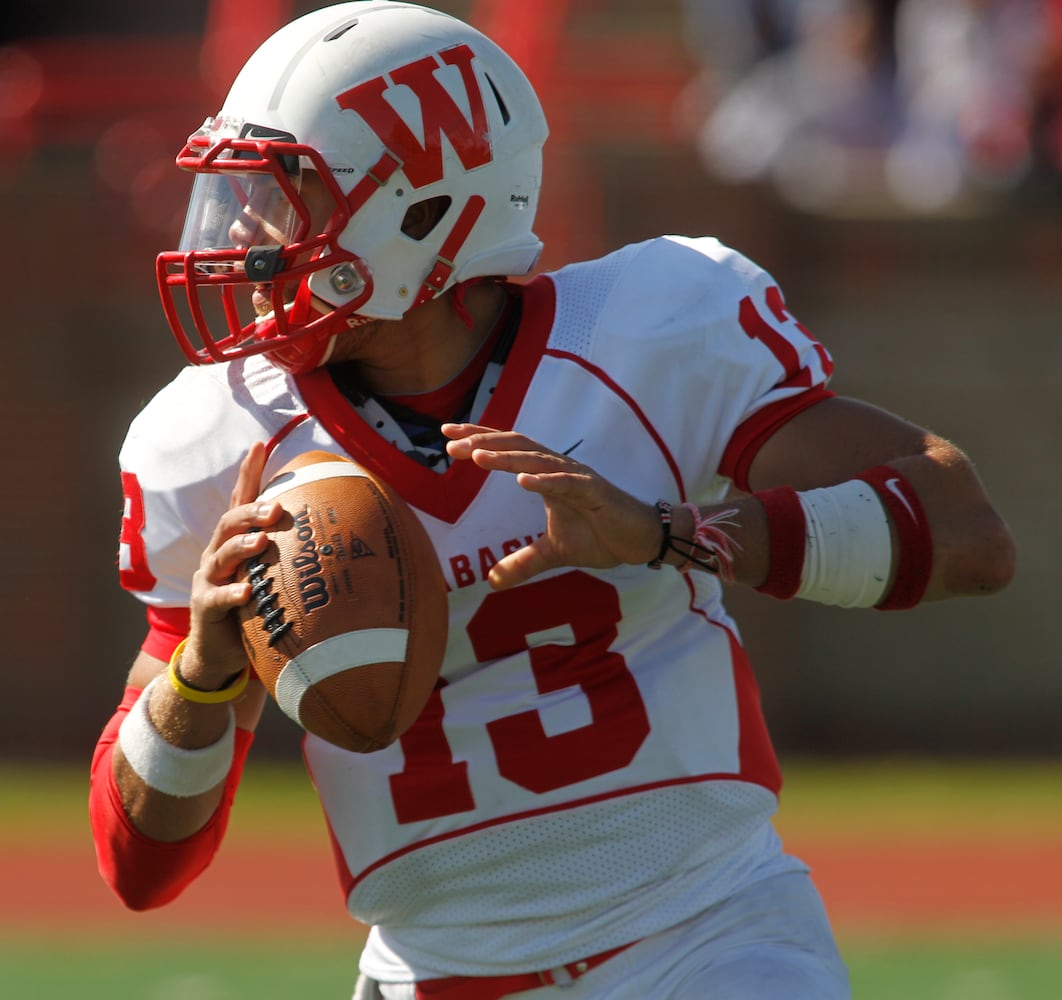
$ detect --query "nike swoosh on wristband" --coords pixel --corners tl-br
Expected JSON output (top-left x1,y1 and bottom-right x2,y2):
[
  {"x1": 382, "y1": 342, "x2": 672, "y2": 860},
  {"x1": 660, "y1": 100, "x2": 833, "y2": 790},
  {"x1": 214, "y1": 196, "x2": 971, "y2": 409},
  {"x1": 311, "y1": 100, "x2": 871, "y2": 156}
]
[{"x1": 885, "y1": 477, "x2": 918, "y2": 522}]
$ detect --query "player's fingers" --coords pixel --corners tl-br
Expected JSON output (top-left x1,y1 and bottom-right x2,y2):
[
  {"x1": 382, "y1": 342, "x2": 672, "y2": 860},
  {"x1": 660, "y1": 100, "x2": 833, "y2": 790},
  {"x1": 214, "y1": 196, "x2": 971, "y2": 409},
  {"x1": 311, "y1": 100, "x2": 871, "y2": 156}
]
[
  {"x1": 208, "y1": 499, "x2": 282, "y2": 553},
  {"x1": 441, "y1": 421, "x2": 497, "y2": 440},
  {"x1": 231, "y1": 441, "x2": 268, "y2": 507},
  {"x1": 514, "y1": 469, "x2": 599, "y2": 500},
  {"x1": 444, "y1": 425, "x2": 557, "y2": 462},
  {"x1": 216, "y1": 527, "x2": 272, "y2": 578},
  {"x1": 199, "y1": 520, "x2": 270, "y2": 586},
  {"x1": 461, "y1": 443, "x2": 583, "y2": 484},
  {"x1": 190, "y1": 549, "x2": 256, "y2": 622},
  {"x1": 487, "y1": 542, "x2": 555, "y2": 590},
  {"x1": 441, "y1": 422, "x2": 499, "y2": 458},
  {"x1": 191, "y1": 529, "x2": 272, "y2": 626},
  {"x1": 193, "y1": 577, "x2": 255, "y2": 624}
]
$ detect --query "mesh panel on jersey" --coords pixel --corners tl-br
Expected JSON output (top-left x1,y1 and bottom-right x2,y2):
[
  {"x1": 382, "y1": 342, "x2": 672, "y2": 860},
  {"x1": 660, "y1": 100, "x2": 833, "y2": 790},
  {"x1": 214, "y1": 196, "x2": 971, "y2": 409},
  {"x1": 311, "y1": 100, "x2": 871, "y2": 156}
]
[
  {"x1": 354, "y1": 780, "x2": 796, "y2": 978},
  {"x1": 547, "y1": 247, "x2": 633, "y2": 359}
]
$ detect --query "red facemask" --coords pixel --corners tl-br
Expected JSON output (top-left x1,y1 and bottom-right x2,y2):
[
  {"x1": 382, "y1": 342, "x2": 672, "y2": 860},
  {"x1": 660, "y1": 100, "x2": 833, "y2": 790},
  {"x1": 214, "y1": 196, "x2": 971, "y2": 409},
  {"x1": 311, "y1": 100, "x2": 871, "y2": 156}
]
[{"x1": 156, "y1": 120, "x2": 373, "y2": 373}]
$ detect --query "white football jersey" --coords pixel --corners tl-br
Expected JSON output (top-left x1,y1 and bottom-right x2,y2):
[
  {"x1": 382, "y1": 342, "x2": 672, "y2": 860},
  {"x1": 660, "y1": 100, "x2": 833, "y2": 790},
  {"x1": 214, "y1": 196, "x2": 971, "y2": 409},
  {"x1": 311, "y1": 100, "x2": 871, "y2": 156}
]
[{"x1": 118, "y1": 236, "x2": 834, "y2": 979}]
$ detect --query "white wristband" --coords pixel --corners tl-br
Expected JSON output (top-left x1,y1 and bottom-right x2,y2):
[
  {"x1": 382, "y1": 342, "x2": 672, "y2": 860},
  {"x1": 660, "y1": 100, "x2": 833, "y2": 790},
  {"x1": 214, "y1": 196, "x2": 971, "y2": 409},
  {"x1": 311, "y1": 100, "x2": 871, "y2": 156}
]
[
  {"x1": 117, "y1": 677, "x2": 236, "y2": 797},
  {"x1": 796, "y1": 480, "x2": 893, "y2": 608}
]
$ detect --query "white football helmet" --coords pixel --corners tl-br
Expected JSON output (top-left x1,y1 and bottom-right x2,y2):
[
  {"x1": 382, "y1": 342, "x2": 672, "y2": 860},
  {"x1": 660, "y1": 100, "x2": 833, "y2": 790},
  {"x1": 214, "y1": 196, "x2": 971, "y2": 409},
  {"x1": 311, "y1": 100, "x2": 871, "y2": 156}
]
[{"x1": 157, "y1": 1, "x2": 548, "y2": 373}]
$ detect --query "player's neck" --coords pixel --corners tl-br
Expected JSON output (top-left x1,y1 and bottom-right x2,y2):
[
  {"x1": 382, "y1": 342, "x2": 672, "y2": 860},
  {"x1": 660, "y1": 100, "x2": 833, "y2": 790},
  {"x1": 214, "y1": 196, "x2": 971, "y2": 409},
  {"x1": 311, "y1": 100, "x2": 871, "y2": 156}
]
[{"x1": 329, "y1": 282, "x2": 509, "y2": 397}]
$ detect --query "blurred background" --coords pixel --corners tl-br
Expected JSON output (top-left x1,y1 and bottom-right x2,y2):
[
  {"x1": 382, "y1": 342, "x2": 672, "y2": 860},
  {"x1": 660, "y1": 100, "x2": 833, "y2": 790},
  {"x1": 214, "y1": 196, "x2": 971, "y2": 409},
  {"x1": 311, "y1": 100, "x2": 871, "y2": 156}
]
[{"x1": 0, "y1": 0, "x2": 1058, "y2": 768}]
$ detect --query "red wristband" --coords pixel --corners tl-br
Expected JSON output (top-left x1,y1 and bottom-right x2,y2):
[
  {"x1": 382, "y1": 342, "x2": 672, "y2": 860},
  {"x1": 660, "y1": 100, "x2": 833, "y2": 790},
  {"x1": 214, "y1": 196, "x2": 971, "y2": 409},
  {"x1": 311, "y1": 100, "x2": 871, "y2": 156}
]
[
  {"x1": 753, "y1": 486, "x2": 806, "y2": 600},
  {"x1": 857, "y1": 465, "x2": 933, "y2": 610}
]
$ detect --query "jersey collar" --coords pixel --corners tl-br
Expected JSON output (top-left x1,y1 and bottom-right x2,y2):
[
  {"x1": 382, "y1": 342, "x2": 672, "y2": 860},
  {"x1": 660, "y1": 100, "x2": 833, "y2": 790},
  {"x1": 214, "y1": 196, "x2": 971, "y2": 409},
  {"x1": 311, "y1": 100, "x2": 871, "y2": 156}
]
[{"x1": 294, "y1": 274, "x2": 557, "y2": 523}]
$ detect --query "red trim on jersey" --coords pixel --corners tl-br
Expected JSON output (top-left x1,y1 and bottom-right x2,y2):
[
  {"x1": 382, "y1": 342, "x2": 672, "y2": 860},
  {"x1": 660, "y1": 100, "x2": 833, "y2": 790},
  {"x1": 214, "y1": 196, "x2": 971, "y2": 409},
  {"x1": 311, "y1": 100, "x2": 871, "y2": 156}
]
[
  {"x1": 142, "y1": 606, "x2": 191, "y2": 661},
  {"x1": 858, "y1": 465, "x2": 933, "y2": 610},
  {"x1": 340, "y1": 758, "x2": 782, "y2": 901},
  {"x1": 752, "y1": 487, "x2": 806, "y2": 600},
  {"x1": 719, "y1": 387, "x2": 834, "y2": 492},
  {"x1": 680, "y1": 590, "x2": 782, "y2": 791},
  {"x1": 722, "y1": 625, "x2": 783, "y2": 793},
  {"x1": 265, "y1": 412, "x2": 311, "y2": 461},
  {"x1": 387, "y1": 312, "x2": 506, "y2": 422},
  {"x1": 319, "y1": 616, "x2": 780, "y2": 901},
  {"x1": 543, "y1": 348, "x2": 687, "y2": 501},
  {"x1": 293, "y1": 276, "x2": 558, "y2": 523},
  {"x1": 89, "y1": 685, "x2": 254, "y2": 910},
  {"x1": 318, "y1": 790, "x2": 356, "y2": 903}
]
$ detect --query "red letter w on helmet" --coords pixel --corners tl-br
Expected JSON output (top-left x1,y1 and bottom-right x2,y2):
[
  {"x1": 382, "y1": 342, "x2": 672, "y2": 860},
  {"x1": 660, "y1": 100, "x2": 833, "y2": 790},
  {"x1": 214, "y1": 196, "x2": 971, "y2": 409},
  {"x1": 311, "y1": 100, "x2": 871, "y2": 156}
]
[{"x1": 337, "y1": 44, "x2": 492, "y2": 188}]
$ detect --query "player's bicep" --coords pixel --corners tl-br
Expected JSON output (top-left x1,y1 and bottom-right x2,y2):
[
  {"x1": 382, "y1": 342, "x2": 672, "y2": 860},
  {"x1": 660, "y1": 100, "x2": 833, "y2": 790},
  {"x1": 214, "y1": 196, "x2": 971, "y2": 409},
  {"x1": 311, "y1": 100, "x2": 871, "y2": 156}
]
[{"x1": 746, "y1": 396, "x2": 932, "y2": 491}]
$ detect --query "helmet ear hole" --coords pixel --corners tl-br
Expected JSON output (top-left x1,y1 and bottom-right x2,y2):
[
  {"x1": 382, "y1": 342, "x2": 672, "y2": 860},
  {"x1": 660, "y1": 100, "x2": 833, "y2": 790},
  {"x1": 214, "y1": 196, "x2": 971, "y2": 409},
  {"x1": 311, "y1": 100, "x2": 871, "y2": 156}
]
[{"x1": 401, "y1": 196, "x2": 452, "y2": 240}]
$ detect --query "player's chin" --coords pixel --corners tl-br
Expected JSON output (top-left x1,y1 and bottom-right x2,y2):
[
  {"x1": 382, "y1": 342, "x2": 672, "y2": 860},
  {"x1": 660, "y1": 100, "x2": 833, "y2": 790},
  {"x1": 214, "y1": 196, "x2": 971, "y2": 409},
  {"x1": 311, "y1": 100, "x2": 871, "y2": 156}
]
[
  {"x1": 252, "y1": 285, "x2": 275, "y2": 317},
  {"x1": 252, "y1": 282, "x2": 306, "y2": 312}
]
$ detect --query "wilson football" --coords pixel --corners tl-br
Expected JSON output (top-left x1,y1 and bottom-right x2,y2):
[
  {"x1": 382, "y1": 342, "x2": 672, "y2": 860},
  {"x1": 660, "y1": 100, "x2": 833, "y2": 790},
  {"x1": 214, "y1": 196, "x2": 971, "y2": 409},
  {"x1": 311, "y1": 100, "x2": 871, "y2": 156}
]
[{"x1": 236, "y1": 451, "x2": 447, "y2": 753}]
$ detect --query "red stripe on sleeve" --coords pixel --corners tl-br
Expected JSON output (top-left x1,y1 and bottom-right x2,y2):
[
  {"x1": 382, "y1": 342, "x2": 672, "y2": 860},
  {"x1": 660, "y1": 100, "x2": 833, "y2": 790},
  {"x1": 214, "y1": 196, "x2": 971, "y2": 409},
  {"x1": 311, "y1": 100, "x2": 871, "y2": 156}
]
[
  {"x1": 142, "y1": 607, "x2": 191, "y2": 661},
  {"x1": 720, "y1": 388, "x2": 834, "y2": 492}
]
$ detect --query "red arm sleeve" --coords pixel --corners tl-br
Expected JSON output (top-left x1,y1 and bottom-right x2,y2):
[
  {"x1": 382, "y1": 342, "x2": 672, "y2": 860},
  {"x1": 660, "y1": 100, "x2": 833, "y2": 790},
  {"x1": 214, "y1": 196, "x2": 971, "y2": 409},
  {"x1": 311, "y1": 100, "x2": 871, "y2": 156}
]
[{"x1": 88, "y1": 685, "x2": 254, "y2": 911}]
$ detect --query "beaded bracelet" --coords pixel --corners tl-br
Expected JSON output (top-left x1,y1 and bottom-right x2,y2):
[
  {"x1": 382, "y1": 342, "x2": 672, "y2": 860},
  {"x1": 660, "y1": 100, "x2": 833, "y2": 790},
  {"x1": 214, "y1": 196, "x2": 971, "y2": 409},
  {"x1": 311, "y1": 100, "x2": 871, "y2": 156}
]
[
  {"x1": 168, "y1": 638, "x2": 251, "y2": 705},
  {"x1": 647, "y1": 500, "x2": 741, "y2": 579},
  {"x1": 647, "y1": 500, "x2": 673, "y2": 570}
]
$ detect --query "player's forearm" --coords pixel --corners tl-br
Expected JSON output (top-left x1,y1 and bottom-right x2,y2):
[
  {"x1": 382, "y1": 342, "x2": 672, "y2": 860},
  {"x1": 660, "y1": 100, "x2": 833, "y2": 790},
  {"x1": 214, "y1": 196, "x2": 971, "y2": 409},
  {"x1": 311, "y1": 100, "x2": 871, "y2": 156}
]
[
  {"x1": 90, "y1": 685, "x2": 255, "y2": 909},
  {"x1": 114, "y1": 644, "x2": 264, "y2": 840},
  {"x1": 866, "y1": 438, "x2": 1015, "y2": 601},
  {"x1": 112, "y1": 694, "x2": 232, "y2": 841},
  {"x1": 660, "y1": 441, "x2": 1014, "y2": 608},
  {"x1": 735, "y1": 397, "x2": 1015, "y2": 605}
]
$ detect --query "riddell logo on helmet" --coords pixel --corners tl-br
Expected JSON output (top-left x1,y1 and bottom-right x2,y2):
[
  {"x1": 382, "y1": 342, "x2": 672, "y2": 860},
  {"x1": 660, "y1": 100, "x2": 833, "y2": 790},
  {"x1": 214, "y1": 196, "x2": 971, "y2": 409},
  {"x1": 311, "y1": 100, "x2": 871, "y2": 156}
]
[{"x1": 336, "y1": 44, "x2": 493, "y2": 188}]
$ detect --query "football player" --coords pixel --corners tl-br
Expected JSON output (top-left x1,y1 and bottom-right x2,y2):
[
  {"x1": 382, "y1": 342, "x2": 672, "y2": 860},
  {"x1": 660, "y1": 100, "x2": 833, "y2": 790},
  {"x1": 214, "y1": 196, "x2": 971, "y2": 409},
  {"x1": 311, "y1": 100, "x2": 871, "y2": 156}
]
[{"x1": 90, "y1": 4, "x2": 1015, "y2": 998}]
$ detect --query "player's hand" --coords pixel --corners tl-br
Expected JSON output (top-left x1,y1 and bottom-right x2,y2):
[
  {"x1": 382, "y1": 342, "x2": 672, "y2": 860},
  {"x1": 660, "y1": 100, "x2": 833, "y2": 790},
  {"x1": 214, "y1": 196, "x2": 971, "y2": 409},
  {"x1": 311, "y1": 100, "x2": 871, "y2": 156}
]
[
  {"x1": 182, "y1": 442, "x2": 282, "y2": 687},
  {"x1": 444, "y1": 423, "x2": 661, "y2": 589}
]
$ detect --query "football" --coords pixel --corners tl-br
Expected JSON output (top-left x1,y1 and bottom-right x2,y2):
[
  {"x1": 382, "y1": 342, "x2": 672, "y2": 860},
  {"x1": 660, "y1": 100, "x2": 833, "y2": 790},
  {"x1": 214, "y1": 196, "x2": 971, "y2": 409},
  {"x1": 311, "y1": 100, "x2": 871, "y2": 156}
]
[{"x1": 236, "y1": 450, "x2": 448, "y2": 753}]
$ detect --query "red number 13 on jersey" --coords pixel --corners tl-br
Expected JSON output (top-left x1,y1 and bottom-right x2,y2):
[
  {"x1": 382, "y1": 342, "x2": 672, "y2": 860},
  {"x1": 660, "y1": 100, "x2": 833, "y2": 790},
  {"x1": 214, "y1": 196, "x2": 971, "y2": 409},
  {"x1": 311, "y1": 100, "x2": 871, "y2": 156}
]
[{"x1": 389, "y1": 572, "x2": 651, "y2": 824}]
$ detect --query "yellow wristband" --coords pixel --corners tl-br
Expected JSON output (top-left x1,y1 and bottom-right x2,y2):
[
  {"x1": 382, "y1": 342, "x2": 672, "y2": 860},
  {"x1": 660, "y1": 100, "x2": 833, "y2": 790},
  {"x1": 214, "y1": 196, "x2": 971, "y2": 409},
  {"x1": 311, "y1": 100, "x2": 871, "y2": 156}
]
[{"x1": 167, "y1": 638, "x2": 251, "y2": 705}]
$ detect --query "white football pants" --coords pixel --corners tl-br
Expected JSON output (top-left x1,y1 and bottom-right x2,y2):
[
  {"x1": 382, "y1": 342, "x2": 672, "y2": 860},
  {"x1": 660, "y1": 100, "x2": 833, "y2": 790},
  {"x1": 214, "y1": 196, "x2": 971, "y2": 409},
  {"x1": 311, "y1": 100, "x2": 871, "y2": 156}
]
[{"x1": 355, "y1": 870, "x2": 851, "y2": 1000}]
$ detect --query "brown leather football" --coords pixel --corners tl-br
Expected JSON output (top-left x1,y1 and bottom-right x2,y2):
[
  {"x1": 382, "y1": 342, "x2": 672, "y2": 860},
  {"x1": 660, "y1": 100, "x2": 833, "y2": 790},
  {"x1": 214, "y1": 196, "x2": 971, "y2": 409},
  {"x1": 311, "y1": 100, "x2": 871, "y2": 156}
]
[{"x1": 236, "y1": 451, "x2": 447, "y2": 753}]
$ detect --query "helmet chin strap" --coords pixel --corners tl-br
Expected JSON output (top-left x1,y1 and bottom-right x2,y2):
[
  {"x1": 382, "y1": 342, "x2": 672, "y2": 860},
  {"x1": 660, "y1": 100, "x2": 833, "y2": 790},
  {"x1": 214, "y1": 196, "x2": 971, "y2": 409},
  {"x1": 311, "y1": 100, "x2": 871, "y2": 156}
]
[
  {"x1": 264, "y1": 194, "x2": 488, "y2": 372},
  {"x1": 263, "y1": 283, "x2": 343, "y2": 374},
  {"x1": 451, "y1": 277, "x2": 486, "y2": 330},
  {"x1": 411, "y1": 195, "x2": 487, "y2": 314}
]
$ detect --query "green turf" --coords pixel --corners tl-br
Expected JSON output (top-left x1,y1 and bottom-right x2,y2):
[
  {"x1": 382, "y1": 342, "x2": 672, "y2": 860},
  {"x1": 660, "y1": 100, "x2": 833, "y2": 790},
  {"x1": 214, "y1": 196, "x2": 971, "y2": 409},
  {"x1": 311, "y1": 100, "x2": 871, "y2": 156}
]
[
  {"x1": 0, "y1": 940, "x2": 360, "y2": 1000},
  {"x1": 7, "y1": 758, "x2": 1062, "y2": 841},
  {"x1": 2, "y1": 938, "x2": 1062, "y2": 999},
  {"x1": 774, "y1": 758, "x2": 1062, "y2": 840},
  {"x1": 5, "y1": 758, "x2": 1062, "y2": 837},
  {"x1": 844, "y1": 937, "x2": 1062, "y2": 1000},
  {"x1": 3, "y1": 760, "x2": 1061, "y2": 997}
]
